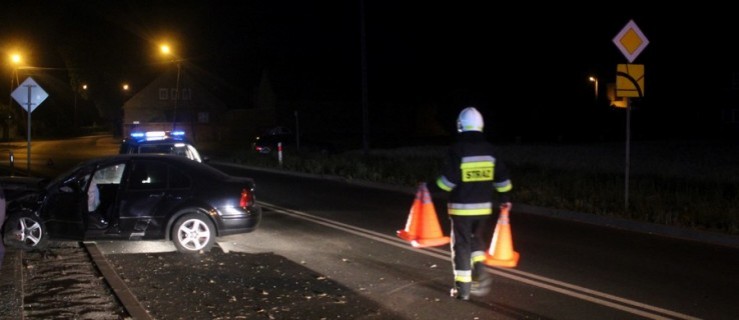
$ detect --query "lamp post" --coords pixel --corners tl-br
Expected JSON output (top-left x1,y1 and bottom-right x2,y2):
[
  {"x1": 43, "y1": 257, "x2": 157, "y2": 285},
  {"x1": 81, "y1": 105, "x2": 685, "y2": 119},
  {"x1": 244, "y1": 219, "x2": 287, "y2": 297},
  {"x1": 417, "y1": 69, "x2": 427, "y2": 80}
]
[
  {"x1": 588, "y1": 76, "x2": 598, "y2": 101},
  {"x1": 360, "y1": 0, "x2": 369, "y2": 154},
  {"x1": 8, "y1": 54, "x2": 22, "y2": 107},
  {"x1": 74, "y1": 84, "x2": 87, "y2": 128},
  {"x1": 174, "y1": 61, "x2": 181, "y2": 131},
  {"x1": 161, "y1": 44, "x2": 181, "y2": 132},
  {"x1": 10, "y1": 54, "x2": 21, "y2": 86},
  {"x1": 7, "y1": 53, "x2": 22, "y2": 141}
]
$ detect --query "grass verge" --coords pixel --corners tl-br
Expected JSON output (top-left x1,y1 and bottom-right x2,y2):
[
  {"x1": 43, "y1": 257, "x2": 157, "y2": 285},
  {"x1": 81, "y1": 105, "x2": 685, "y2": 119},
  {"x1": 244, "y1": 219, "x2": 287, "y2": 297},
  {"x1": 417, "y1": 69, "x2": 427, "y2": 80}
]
[{"x1": 213, "y1": 140, "x2": 739, "y2": 236}]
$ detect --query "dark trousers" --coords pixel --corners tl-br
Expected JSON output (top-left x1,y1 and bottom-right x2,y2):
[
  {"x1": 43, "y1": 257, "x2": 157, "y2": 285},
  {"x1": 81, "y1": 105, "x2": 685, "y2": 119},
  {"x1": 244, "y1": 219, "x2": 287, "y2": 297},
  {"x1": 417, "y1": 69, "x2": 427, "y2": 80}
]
[{"x1": 449, "y1": 214, "x2": 490, "y2": 277}]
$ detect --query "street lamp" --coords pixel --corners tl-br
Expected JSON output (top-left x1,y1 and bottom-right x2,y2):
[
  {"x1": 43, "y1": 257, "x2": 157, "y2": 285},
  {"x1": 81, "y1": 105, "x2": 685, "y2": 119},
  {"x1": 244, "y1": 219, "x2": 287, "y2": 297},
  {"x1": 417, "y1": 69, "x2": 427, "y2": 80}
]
[
  {"x1": 9, "y1": 53, "x2": 22, "y2": 89},
  {"x1": 589, "y1": 76, "x2": 599, "y2": 101},
  {"x1": 10, "y1": 53, "x2": 21, "y2": 79},
  {"x1": 8, "y1": 53, "x2": 22, "y2": 97}
]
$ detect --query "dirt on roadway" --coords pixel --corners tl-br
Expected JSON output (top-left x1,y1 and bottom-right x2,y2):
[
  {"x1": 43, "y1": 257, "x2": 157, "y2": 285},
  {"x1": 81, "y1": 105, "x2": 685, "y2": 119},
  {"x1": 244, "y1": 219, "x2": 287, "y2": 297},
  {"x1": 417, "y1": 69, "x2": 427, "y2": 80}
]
[
  {"x1": 0, "y1": 242, "x2": 126, "y2": 320},
  {"x1": 1, "y1": 242, "x2": 404, "y2": 320}
]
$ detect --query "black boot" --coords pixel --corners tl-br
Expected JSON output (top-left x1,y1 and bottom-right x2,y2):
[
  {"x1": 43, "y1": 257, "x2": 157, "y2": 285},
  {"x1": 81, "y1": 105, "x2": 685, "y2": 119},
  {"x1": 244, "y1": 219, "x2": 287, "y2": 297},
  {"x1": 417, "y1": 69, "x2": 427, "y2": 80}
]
[
  {"x1": 471, "y1": 262, "x2": 491, "y2": 296},
  {"x1": 472, "y1": 261, "x2": 485, "y2": 281},
  {"x1": 450, "y1": 281, "x2": 471, "y2": 300}
]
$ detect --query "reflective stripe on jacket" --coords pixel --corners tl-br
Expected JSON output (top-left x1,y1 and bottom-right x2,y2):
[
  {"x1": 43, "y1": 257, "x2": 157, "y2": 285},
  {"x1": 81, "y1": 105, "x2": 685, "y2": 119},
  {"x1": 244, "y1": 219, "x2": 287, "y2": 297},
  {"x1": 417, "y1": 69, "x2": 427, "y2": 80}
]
[{"x1": 435, "y1": 131, "x2": 512, "y2": 216}]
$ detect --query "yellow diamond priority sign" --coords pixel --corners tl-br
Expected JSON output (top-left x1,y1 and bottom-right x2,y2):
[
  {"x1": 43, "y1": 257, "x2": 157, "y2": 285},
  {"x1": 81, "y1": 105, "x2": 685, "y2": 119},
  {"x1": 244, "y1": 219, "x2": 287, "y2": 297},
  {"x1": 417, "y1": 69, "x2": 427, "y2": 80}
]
[{"x1": 613, "y1": 20, "x2": 649, "y2": 63}]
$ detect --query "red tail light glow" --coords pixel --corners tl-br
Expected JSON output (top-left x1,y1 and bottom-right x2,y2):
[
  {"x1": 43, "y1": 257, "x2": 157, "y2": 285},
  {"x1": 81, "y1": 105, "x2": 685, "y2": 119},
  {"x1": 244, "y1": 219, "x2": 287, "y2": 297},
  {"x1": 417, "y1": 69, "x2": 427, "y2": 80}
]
[{"x1": 240, "y1": 188, "x2": 253, "y2": 207}]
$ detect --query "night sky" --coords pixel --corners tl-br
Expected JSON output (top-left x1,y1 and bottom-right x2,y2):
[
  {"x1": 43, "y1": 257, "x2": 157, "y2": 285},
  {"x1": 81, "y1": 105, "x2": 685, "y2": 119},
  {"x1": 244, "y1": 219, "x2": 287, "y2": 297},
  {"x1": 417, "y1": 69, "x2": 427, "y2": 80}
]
[{"x1": 3, "y1": 2, "x2": 739, "y2": 143}]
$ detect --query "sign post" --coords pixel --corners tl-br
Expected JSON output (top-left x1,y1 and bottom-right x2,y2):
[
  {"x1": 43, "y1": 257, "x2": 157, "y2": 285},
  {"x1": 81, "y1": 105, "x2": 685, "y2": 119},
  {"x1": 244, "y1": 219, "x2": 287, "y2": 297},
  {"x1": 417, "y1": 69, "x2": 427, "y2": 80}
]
[
  {"x1": 11, "y1": 77, "x2": 48, "y2": 176},
  {"x1": 612, "y1": 20, "x2": 649, "y2": 212}
]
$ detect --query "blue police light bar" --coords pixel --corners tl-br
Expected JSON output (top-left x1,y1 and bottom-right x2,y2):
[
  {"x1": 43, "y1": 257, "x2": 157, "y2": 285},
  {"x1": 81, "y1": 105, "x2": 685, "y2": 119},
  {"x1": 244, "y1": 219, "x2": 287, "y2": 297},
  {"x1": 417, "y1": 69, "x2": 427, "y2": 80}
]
[
  {"x1": 145, "y1": 131, "x2": 166, "y2": 138},
  {"x1": 129, "y1": 130, "x2": 186, "y2": 140}
]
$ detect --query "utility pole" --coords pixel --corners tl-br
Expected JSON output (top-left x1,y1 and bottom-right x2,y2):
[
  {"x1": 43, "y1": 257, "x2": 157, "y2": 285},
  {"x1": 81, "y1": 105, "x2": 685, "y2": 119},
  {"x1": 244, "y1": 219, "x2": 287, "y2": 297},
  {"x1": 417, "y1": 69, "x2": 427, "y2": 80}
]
[{"x1": 360, "y1": 0, "x2": 369, "y2": 155}]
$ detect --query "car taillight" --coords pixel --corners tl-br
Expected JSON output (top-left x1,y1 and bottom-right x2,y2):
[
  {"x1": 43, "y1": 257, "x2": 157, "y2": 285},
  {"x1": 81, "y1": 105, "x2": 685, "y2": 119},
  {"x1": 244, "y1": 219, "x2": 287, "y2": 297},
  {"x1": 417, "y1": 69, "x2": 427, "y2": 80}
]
[{"x1": 240, "y1": 188, "x2": 253, "y2": 207}]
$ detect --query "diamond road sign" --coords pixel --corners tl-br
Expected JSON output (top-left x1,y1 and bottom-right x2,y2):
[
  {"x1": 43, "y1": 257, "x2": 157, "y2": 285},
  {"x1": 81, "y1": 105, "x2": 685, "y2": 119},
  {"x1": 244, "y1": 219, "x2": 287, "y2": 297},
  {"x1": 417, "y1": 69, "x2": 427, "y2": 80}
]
[
  {"x1": 12, "y1": 77, "x2": 48, "y2": 113},
  {"x1": 613, "y1": 20, "x2": 649, "y2": 63}
]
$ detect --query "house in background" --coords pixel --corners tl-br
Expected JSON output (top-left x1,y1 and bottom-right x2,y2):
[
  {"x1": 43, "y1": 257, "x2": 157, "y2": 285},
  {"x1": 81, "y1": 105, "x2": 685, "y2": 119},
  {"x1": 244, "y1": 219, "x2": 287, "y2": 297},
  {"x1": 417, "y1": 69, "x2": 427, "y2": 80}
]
[
  {"x1": 122, "y1": 67, "x2": 228, "y2": 142},
  {"x1": 122, "y1": 67, "x2": 281, "y2": 144}
]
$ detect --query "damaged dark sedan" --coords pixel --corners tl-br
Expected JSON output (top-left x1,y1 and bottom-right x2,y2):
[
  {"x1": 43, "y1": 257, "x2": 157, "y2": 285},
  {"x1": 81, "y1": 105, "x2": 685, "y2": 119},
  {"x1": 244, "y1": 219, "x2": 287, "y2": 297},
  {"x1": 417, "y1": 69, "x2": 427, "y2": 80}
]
[{"x1": 2, "y1": 154, "x2": 261, "y2": 253}]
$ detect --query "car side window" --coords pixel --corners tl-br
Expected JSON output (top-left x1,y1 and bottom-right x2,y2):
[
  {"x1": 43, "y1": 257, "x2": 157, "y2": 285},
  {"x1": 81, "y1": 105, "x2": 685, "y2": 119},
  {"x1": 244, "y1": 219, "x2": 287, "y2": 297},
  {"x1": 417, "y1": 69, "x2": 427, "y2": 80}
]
[
  {"x1": 128, "y1": 161, "x2": 167, "y2": 190},
  {"x1": 169, "y1": 167, "x2": 191, "y2": 189},
  {"x1": 94, "y1": 164, "x2": 126, "y2": 185}
]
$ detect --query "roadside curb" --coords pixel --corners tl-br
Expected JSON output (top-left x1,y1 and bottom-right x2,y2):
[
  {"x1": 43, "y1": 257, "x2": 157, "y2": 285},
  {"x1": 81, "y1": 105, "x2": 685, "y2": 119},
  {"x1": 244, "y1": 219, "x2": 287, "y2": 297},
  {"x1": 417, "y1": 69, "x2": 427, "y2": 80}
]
[
  {"x1": 84, "y1": 242, "x2": 152, "y2": 320},
  {"x1": 213, "y1": 161, "x2": 739, "y2": 249}
]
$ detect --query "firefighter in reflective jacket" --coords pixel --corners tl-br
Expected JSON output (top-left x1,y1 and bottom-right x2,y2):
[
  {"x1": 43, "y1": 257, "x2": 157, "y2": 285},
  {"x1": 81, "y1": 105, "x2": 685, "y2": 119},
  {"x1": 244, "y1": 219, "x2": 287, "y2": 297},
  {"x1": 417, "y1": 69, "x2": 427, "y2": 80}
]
[{"x1": 434, "y1": 106, "x2": 513, "y2": 300}]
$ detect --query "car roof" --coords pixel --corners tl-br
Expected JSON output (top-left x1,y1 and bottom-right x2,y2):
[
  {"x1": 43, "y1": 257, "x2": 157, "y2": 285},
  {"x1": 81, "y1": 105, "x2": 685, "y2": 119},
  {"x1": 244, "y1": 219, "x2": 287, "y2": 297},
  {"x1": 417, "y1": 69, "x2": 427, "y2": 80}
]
[
  {"x1": 47, "y1": 154, "x2": 235, "y2": 191},
  {"x1": 120, "y1": 130, "x2": 204, "y2": 162}
]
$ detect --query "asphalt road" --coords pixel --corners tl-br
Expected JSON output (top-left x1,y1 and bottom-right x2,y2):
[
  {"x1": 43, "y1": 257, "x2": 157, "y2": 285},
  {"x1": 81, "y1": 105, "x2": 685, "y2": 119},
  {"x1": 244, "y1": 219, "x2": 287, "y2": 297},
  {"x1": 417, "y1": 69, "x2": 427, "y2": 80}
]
[
  {"x1": 0, "y1": 134, "x2": 120, "y2": 178},
  {"x1": 210, "y1": 163, "x2": 739, "y2": 320}
]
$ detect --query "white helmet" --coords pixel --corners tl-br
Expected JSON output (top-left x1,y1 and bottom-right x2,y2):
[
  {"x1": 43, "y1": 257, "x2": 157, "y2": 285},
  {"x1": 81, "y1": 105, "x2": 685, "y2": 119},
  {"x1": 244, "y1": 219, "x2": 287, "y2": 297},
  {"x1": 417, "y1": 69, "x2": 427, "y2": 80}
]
[{"x1": 456, "y1": 107, "x2": 484, "y2": 132}]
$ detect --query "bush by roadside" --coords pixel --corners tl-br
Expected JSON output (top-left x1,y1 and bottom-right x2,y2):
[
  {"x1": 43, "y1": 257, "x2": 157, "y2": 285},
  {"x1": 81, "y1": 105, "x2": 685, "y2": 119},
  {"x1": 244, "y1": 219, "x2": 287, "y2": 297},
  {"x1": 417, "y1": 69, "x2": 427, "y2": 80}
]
[{"x1": 219, "y1": 140, "x2": 739, "y2": 236}]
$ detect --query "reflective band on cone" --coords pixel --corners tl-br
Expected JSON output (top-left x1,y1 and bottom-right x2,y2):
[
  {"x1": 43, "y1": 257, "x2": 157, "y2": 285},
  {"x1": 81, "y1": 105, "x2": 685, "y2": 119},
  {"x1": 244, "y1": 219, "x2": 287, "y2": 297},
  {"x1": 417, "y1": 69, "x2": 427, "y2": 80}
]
[
  {"x1": 397, "y1": 183, "x2": 450, "y2": 247},
  {"x1": 484, "y1": 206, "x2": 519, "y2": 268}
]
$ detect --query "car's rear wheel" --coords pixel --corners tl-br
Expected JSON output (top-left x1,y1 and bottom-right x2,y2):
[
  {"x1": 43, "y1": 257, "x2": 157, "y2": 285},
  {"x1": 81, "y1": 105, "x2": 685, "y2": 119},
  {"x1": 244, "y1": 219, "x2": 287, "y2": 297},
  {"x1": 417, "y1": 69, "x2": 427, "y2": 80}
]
[
  {"x1": 172, "y1": 213, "x2": 215, "y2": 253},
  {"x1": 3, "y1": 211, "x2": 48, "y2": 251}
]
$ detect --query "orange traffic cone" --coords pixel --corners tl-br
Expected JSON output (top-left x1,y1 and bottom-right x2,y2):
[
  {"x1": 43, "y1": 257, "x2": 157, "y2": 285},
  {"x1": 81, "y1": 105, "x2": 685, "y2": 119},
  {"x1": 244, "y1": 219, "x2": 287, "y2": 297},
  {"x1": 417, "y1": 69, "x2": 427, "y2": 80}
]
[
  {"x1": 484, "y1": 205, "x2": 519, "y2": 268},
  {"x1": 397, "y1": 183, "x2": 450, "y2": 248}
]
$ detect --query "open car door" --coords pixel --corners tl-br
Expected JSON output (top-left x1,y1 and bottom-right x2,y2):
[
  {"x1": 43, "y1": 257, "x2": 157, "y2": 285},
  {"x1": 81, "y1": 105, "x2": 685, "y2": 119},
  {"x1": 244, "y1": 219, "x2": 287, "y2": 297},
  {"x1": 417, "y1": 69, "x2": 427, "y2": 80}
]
[{"x1": 41, "y1": 168, "x2": 94, "y2": 240}]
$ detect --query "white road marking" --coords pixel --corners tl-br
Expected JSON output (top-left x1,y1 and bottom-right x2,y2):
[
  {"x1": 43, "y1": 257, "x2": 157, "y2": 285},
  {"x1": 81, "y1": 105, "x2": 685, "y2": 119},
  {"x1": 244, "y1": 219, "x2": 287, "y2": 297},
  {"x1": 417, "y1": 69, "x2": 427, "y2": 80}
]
[{"x1": 261, "y1": 202, "x2": 701, "y2": 320}]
